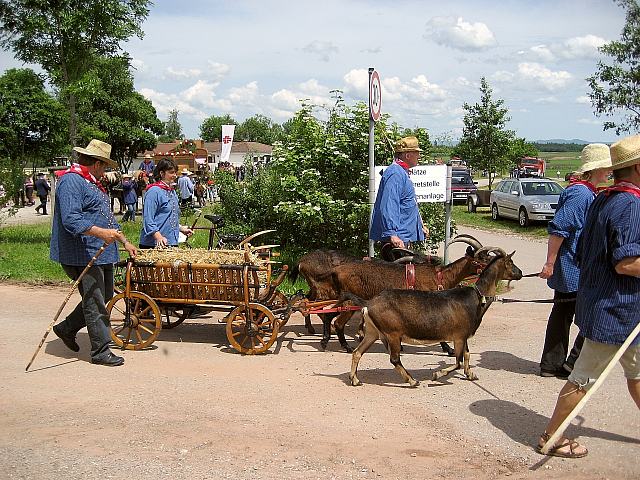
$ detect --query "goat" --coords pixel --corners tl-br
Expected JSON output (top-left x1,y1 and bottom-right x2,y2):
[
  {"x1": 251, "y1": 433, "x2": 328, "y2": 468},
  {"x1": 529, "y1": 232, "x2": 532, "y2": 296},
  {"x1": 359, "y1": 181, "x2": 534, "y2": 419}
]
[
  {"x1": 322, "y1": 236, "x2": 494, "y2": 352},
  {"x1": 290, "y1": 248, "x2": 442, "y2": 336},
  {"x1": 347, "y1": 249, "x2": 522, "y2": 387}
]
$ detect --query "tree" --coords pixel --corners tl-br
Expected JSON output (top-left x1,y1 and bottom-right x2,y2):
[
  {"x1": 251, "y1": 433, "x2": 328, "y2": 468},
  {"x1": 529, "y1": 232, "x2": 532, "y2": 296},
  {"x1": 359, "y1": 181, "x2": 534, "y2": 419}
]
[
  {"x1": 235, "y1": 114, "x2": 282, "y2": 145},
  {"x1": 214, "y1": 94, "x2": 449, "y2": 254},
  {"x1": 0, "y1": 0, "x2": 151, "y2": 146},
  {"x1": 587, "y1": 0, "x2": 640, "y2": 134},
  {"x1": 507, "y1": 137, "x2": 539, "y2": 165},
  {"x1": 199, "y1": 114, "x2": 237, "y2": 141},
  {"x1": 0, "y1": 68, "x2": 67, "y2": 207},
  {"x1": 455, "y1": 77, "x2": 514, "y2": 189},
  {"x1": 158, "y1": 109, "x2": 183, "y2": 142},
  {"x1": 73, "y1": 56, "x2": 163, "y2": 172}
]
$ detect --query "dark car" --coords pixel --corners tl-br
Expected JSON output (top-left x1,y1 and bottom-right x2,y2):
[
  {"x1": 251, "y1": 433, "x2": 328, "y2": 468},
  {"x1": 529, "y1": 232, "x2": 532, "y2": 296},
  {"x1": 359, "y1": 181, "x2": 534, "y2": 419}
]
[{"x1": 451, "y1": 172, "x2": 478, "y2": 203}]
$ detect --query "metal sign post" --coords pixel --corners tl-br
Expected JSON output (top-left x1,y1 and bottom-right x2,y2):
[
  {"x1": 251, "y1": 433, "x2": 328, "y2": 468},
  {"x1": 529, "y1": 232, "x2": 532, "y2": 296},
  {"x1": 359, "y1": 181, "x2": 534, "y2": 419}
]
[
  {"x1": 444, "y1": 163, "x2": 452, "y2": 265},
  {"x1": 368, "y1": 68, "x2": 382, "y2": 257}
]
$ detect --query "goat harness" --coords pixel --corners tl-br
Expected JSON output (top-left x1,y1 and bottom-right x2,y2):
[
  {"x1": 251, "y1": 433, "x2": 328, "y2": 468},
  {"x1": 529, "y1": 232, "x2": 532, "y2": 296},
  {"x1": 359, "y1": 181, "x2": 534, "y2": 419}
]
[{"x1": 405, "y1": 264, "x2": 416, "y2": 290}]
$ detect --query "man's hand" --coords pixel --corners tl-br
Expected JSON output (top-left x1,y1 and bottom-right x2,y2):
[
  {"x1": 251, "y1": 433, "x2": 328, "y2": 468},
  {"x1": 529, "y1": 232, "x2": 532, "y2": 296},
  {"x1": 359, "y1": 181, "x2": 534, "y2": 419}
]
[
  {"x1": 423, "y1": 225, "x2": 430, "y2": 239},
  {"x1": 180, "y1": 226, "x2": 194, "y2": 237},
  {"x1": 124, "y1": 241, "x2": 137, "y2": 258},
  {"x1": 390, "y1": 235, "x2": 405, "y2": 249},
  {"x1": 86, "y1": 226, "x2": 122, "y2": 245},
  {"x1": 539, "y1": 261, "x2": 554, "y2": 279}
]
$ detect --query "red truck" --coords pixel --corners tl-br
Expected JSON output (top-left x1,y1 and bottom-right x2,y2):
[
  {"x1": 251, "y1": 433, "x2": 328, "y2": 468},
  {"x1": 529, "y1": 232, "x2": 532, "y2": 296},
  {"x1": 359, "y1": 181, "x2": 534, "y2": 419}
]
[{"x1": 517, "y1": 157, "x2": 546, "y2": 177}]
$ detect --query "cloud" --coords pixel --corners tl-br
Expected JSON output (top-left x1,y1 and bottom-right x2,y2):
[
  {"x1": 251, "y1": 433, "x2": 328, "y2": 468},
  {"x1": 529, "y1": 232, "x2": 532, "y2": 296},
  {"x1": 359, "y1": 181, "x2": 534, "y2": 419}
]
[
  {"x1": 534, "y1": 96, "x2": 559, "y2": 104},
  {"x1": 139, "y1": 87, "x2": 209, "y2": 121},
  {"x1": 578, "y1": 117, "x2": 602, "y2": 125},
  {"x1": 576, "y1": 95, "x2": 591, "y2": 104},
  {"x1": 228, "y1": 81, "x2": 260, "y2": 106},
  {"x1": 517, "y1": 62, "x2": 572, "y2": 91},
  {"x1": 166, "y1": 67, "x2": 202, "y2": 80},
  {"x1": 302, "y1": 40, "x2": 339, "y2": 62},
  {"x1": 361, "y1": 46, "x2": 382, "y2": 54},
  {"x1": 491, "y1": 70, "x2": 515, "y2": 83},
  {"x1": 529, "y1": 34, "x2": 606, "y2": 62},
  {"x1": 424, "y1": 16, "x2": 496, "y2": 51}
]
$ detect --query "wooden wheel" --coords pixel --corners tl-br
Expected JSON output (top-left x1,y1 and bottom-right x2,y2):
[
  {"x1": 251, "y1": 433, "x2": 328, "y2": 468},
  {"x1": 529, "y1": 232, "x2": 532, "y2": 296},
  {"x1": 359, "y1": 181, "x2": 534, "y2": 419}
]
[
  {"x1": 162, "y1": 306, "x2": 193, "y2": 329},
  {"x1": 226, "y1": 303, "x2": 279, "y2": 355},
  {"x1": 107, "y1": 292, "x2": 162, "y2": 350}
]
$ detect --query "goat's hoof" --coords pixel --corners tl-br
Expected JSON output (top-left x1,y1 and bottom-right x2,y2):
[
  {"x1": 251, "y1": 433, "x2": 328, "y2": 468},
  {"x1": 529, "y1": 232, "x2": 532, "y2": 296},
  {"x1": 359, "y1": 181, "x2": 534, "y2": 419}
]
[
  {"x1": 466, "y1": 372, "x2": 478, "y2": 381},
  {"x1": 320, "y1": 341, "x2": 328, "y2": 351},
  {"x1": 408, "y1": 379, "x2": 420, "y2": 388},
  {"x1": 342, "y1": 345, "x2": 354, "y2": 353},
  {"x1": 350, "y1": 377, "x2": 362, "y2": 387}
]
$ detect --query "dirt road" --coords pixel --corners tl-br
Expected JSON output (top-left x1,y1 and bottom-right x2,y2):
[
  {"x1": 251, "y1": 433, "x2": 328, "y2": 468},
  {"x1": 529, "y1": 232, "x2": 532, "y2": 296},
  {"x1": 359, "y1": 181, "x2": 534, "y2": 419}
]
[{"x1": 1, "y1": 227, "x2": 638, "y2": 479}]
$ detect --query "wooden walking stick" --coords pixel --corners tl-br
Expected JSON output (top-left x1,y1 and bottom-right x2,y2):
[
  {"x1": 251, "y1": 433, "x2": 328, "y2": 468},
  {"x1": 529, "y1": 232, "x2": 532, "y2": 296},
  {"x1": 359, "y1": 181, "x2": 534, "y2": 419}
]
[
  {"x1": 25, "y1": 242, "x2": 109, "y2": 372},
  {"x1": 541, "y1": 320, "x2": 640, "y2": 454}
]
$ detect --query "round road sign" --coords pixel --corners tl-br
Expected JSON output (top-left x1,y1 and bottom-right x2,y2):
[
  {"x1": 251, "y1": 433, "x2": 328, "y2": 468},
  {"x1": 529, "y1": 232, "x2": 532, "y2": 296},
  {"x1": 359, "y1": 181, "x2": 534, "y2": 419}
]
[{"x1": 369, "y1": 70, "x2": 382, "y2": 122}]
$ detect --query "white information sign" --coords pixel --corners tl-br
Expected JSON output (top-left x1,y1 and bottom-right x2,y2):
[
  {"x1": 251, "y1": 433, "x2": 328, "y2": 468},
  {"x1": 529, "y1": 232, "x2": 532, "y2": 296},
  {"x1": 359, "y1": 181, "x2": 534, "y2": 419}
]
[{"x1": 374, "y1": 164, "x2": 448, "y2": 203}]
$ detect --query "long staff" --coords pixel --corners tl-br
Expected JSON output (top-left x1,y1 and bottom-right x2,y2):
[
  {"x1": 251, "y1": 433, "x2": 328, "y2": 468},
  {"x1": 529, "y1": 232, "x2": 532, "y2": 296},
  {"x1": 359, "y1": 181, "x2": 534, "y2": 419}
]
[
  {"x1": 25, "y1": 242, "x2": 109, "y2": 372},
  {"x1": 541, "y1": 320, "x2": 640, "y2": 454}
]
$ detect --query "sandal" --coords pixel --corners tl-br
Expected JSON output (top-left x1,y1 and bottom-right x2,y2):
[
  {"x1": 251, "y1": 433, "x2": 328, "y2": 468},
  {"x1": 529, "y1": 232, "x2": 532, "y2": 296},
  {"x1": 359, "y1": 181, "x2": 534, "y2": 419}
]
[{"x1": 536, "y1": 432, "x2": 588, "y2": 458}]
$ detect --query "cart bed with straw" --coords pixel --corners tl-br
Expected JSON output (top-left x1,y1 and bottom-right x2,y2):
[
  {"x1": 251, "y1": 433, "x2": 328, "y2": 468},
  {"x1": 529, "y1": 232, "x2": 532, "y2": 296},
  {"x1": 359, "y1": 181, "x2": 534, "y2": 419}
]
[{"x1": 108, "y1": 246, "x2": 291, "y2": 355}]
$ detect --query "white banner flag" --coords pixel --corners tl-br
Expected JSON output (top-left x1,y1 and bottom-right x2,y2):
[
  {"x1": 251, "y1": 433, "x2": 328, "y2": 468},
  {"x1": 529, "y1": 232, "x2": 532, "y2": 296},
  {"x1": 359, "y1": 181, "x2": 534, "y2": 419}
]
[{"x1": 220, "y1": 124, "x2": 235, "y2": 163}]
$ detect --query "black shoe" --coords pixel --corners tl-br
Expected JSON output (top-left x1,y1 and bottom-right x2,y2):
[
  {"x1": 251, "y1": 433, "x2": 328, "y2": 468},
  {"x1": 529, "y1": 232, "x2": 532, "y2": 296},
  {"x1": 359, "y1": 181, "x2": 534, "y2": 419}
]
[
  {"x1": 52, "y1": 324, "x2": 80, "y2": 352},
  {"x1": 540, "y1": 368, "x2": 569, "y2": 379},
  {"x1": 91, "y1": 352, "x2": 124, "y2": 366}
]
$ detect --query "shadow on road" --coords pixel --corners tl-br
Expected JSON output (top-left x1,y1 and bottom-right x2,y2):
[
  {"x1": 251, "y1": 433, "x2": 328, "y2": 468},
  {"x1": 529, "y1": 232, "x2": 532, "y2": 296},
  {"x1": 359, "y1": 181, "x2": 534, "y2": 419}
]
[{"x1": 477, "y1": 350, "x2": 540, "y2": 375}]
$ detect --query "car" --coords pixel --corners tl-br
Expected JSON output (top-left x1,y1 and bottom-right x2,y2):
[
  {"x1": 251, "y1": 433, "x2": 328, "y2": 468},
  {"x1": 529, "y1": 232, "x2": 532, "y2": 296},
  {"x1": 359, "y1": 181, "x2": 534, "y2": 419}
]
[
  {"x1": 450, "y1": 171, "x2": 478, "y2": 204},
  {"x1": 489, "y1": 178, "x2": 563, "y2": 227}
]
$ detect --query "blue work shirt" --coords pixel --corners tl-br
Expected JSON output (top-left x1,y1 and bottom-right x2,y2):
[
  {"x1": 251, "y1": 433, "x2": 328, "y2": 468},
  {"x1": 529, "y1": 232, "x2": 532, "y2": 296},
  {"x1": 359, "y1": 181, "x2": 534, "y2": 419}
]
[
  {"x1": 139, "y1": 160, "x2": 155, "y2": 176},
  {"x1": 370, "y1": 162, "x2": 424, "y2": 243},
  {"x1": 50, "y1": 173, "x2": 120, "y2": 266},
  {"x1": 575, "y1": 190, "x2": 640, "y2": 346},
  {"x1": 177, "y1": 175, "x2": 194, "y2": 200},
  {"x1": 140, "y1": 186, "x2": 180, "y2": 247},
  {"x1": 547, "y1": 183, "x2": 595, "y2": 293},
  {"x1": 122, "y1": 180, "x2": 137, "y2": 205}
]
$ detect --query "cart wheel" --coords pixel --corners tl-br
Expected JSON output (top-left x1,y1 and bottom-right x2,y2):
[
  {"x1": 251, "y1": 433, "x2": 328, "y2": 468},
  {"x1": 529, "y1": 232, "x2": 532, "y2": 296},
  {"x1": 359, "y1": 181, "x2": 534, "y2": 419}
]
[
  {"x1": 107, "y1": 292, "x2": 162, "y2": 350},
  {"x1": 226, "y1": 303, "x2": 279, "y2": 355},
  {"x1": 269, "y1": 291, "x2": 291, "y2": 327},
  {"x1": 163, "y1": 306, "x2": 193, "y2": 329}
]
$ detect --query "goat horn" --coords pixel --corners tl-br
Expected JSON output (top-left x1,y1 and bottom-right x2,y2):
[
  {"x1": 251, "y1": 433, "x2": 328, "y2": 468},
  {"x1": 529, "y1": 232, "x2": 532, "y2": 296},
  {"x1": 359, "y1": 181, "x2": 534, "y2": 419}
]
[
  {"x1": 485, "y1": 247, "x2": 507, "y2": 257},
  {"x1": 446, "y1": 236, "x2": 482, "y2": 251},
  {"x1": 454, "y1": 234, "x2": 483, "y2": 246},
  {"x1": 393, "y1": 256, "x2": 415, "y2": 264},
  {"x1": 391, "y1": 247, "x2": 415, "y2": 257}
]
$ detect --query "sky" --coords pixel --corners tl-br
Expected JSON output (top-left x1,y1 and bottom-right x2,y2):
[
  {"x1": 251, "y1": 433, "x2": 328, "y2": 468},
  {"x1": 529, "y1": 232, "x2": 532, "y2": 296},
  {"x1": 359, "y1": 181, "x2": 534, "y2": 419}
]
[{"x1": 1, "y1": 0, "x2": 630, "y2": 143}]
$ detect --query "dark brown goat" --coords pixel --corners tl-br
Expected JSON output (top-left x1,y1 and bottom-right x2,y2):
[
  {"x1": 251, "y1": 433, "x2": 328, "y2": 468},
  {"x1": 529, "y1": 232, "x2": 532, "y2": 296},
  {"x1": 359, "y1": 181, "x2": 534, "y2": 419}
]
[
  {"x1": 290, "y1": 248, "x2": 440, "y2": 335},
  {"x1": 347, "y1": 250, "x2": 523, "y2": 387},
  {"x1": 322, "y1": 237, "x2": 494, "y2": 352}
]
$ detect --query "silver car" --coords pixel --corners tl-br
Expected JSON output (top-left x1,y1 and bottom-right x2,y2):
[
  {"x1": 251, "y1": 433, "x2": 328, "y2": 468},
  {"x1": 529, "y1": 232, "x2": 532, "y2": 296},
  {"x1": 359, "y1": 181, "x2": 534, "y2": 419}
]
[{"x1": 490, "y1": 178, "x2": 563, "y2": 227}]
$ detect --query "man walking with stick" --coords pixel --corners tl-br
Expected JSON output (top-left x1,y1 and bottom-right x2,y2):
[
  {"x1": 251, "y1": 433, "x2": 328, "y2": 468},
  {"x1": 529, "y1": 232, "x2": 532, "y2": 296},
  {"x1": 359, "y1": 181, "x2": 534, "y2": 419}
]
[
  {"x1": 50, "y1": 140, "x2": 137, "y2": 367},
  {"x1": 537, "y1": 134, "x2": 640, "y2": 458}
]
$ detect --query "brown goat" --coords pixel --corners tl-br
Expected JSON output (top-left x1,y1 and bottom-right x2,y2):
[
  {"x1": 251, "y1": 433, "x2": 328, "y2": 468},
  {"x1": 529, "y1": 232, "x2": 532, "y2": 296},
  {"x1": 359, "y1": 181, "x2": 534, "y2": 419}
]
[
  {"x1": 347, "y1": 250, "x2": 523, "y2": 387},
  {"x1": 323, "y1": 237, "x2": 495, "y2": 352}
]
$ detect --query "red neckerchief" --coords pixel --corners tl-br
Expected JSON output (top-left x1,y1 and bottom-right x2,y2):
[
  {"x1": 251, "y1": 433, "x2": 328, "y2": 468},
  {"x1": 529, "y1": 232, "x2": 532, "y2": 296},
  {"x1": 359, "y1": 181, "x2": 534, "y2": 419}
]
[
  {"x1": 146, "y1": 181, "x2": 173, "y2": 191},
  {"x1": 568, "y1": 180, "x2": 597, "y2": 194},
  {"x1": 59, "y1": 163, "x2": 107, "y2": 193},
  {"x1": 603, "y1": 181, "x2": 640, "y2": 198},
  {"x1": 394, "y1": 159, "x2": 410, "y2": 171}
]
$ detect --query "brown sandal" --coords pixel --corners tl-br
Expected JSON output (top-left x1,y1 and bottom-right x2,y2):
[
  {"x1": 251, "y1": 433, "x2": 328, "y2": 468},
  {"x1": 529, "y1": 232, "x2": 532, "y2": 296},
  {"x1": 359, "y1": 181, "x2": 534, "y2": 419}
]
[{"x1": 536, "y1": 432, "x2": 588, "y2": 458}]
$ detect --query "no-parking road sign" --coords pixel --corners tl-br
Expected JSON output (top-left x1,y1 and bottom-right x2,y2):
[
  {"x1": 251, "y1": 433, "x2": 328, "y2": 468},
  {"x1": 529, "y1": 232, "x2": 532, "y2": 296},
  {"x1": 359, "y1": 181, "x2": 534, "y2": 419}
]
[{"x1": 369, "y1": 70, "x2": 382, "y2": 122}]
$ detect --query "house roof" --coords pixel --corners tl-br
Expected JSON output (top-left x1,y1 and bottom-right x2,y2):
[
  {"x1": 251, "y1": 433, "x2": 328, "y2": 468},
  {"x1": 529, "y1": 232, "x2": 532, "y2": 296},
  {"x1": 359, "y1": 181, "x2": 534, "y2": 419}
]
[{"x1": 142, "y1": 140, "x2": 272, "y2": 157}]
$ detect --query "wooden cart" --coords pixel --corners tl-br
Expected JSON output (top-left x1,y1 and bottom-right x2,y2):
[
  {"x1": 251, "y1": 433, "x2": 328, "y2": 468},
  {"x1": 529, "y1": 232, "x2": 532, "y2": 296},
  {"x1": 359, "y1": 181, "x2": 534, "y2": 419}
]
[{"x1": 107, "y1": 249, "x2": 291, "y2": 355}]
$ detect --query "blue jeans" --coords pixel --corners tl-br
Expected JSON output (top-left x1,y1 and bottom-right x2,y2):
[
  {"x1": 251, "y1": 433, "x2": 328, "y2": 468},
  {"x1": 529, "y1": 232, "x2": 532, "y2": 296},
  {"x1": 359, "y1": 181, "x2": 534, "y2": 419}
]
[
  {"x1": 57, "y1": 264, "x2": 115, "y2": 361},
  {"x1": 122, "y1": 203, "x2": 136, "y2": 222}
]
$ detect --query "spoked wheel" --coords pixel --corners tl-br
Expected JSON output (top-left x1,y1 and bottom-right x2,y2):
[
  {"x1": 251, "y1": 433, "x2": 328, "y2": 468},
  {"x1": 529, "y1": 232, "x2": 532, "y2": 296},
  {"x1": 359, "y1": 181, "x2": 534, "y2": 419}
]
[
  {"x1": 268, "y1": 291, "x2": 291, "y2": 328},
  {"x1": 226, "y1": 303, "x2": 279, "y2": 355},
  {"x1": 162, "y1": 305, "x2": 193, "y2": 329},
  {"x1": 107, "y1": 292, "x2": 162, "y2": 350}
]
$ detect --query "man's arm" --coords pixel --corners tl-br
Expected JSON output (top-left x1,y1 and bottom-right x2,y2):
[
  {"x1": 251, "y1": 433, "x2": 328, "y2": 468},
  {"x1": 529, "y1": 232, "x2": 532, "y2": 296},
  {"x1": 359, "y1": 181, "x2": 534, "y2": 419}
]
[{"x1": 615, "y1": 256, "x2": 640, "y2": 277}]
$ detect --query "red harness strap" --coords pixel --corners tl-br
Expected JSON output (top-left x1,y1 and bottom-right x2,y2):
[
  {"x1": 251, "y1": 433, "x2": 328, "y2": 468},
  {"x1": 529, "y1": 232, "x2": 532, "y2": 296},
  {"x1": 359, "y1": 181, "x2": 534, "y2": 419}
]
[
  {"x1": 436, "y1": 269, "x2": 444, "y2": 291},
  {"x1": 405, "y1": 263, "x2": 416, "y2": 290},
  {"x1": 307, "y1": 305, "x2": 363, "y2": 314}
]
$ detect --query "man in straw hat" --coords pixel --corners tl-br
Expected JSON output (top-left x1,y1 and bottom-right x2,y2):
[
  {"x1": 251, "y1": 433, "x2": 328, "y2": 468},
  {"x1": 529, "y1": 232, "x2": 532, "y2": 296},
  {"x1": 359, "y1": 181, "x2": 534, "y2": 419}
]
[
  {"x1": 538, "y1": 144, "x2": 612, "y2": 379},
  {"x1": 370, "y1": 136, "x2": 428, "y2": 259},
  {"x1": 177, "y1": 167, "x2": 194, "y2": 208},
  {"x1": 50, "y1": 139, "x2": 137, "y2": 367},
  {"x1": 537, "y1": 134, "x2": 640, "y2": 458},
  {"x1": 138, "y1": 153, "x2": 155, "y2": 177}
]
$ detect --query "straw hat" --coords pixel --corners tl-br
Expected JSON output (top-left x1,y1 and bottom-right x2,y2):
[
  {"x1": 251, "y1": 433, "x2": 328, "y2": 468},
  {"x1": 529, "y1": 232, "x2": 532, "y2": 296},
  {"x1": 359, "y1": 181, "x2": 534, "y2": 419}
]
[
  {"x1": 610, "y1": 134, "x2": 640, "y2": 170},
  {"x1": 181, "y1": 168, "x2": 192, "y2": 175},
  {"x1": 73, "y1": 139, "x2": 117, "y2": 168},
  {"x1": 394, "y1": 136, "x2": 422, "y2": 153},
  {"x1": 577, "y1": 143, "x2": 612, "y2": 174},
  {"x1": 122, "y1": 172, "x2": 132, "y2": 178},
  {"x1": 144, "y1": 153, "x2": 152, "y2": 160}
]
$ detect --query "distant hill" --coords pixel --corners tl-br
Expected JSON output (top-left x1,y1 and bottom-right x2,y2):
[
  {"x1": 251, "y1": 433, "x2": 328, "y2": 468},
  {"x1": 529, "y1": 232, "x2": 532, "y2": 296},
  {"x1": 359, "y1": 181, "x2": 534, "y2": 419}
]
[{"x1": 534, "y1": 139, "x2": 589, "y2": 144}]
